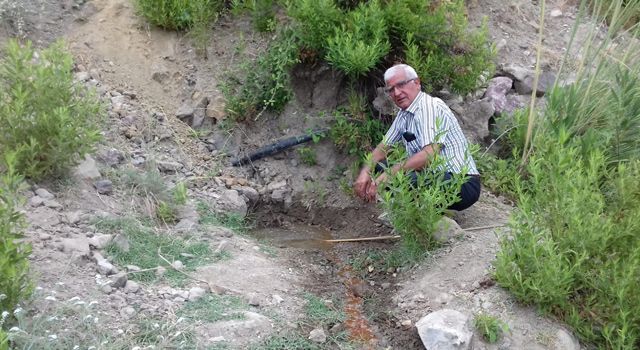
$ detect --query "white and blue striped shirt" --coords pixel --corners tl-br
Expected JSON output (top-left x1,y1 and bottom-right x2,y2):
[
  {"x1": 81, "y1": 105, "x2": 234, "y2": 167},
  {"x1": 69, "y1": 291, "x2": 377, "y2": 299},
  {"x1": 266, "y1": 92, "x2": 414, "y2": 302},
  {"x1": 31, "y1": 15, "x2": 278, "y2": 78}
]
[{"x1": 383, "y1": 92, "x2": 479, "y2": 175}]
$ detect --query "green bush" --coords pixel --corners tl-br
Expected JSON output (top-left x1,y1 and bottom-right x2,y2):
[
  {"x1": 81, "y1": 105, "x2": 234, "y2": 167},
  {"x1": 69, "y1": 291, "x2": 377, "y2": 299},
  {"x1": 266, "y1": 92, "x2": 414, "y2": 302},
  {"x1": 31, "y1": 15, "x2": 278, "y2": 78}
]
[
  {"x1": 329, "y1": 112, "x2": 386, "y2": 158},
  {"x1": 492, "y1": 2, "x2": 640, "y2": 346},
  {"x1": 289, "y1": 0, "x2": 494, "y2": 92},
  {"x1": 379, "y1": 146, "x2": 468, "y2": 257},
  {"x1": 0, "y1": 40, "x2": 103, "y2": 180},
  {"x1": 474, "y1": 313, "x2": 509, "y2": 343},
  {"x1": 0, "y1": 153, "x2": 32, "y2": 318},
  {"x1": 135, "y1": 0, "x2": 222, "y2": 30},
  {"x1": 222, "y1": 28, "x2": 300, "y2": 120}
]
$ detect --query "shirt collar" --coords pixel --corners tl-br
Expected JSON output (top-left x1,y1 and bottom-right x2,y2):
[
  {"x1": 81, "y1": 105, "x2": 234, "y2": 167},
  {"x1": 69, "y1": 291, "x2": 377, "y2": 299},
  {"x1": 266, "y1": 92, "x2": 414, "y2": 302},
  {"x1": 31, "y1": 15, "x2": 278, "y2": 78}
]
[{"x1": 401, "y1": 91, "x2": 425, "y2": 115}]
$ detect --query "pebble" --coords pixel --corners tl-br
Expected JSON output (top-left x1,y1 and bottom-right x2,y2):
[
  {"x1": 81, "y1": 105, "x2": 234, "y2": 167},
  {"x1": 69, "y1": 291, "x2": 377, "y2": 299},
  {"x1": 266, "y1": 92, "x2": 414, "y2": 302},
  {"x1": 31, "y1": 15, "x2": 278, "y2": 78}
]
[
  {"x1": 272, "y1": 294, "x2": 284, "y2": 304},
  {"x1": 188, "y1": 287, "x2": 207, "y2": 302},
  {"x1": 171, "y1": 260, "x2": 184, "y2": 270},
  {"x1": 35, "y1": 188, "x2": 55, "y2": 200},
  {"x1": 124, "y1": 280, "x2": 140, "y2": 293},
  {"x1": 308, "y1": 328, "x2": 327, "y2": 343},
  {"x1": 29, "y1": 196, "x2": 44, "y2": 207}
]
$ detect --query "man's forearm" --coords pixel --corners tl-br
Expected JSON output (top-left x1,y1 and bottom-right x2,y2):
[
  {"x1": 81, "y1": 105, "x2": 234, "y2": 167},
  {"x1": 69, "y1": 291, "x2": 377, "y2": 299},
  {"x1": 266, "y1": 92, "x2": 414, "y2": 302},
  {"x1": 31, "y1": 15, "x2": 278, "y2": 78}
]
[
  {"x1": 391, "y1": 144, "x2": 440, "y2": 173},
  {"x1": 362, "y1": 143, "x2": 388, "y2": 172}
]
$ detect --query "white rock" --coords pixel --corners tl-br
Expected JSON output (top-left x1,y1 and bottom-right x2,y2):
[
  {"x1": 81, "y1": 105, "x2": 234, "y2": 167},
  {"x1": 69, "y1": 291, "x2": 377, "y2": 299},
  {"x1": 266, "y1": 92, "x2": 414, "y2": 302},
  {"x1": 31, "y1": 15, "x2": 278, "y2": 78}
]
[
  {"x1": 267, "y1": 180, "x2": 287, "y2": 192},
  {"x1": 172, "y1": 260, "x2": 184, "y2": 270},
  {"x1": 433, "y1": 217, "x2": 464, "y2": 243},
  {"x1": 416, "y1": 309, "x2": 473, "y2": 350},
  {"x1": 272, "y1": 294, "x2": 284, "y2": 304},
  {"x1": 550, "y1": 9, "x2": 563, "y2": 17},
  {"x1": 74, "y1": 155, "x2": 101, "y2": 180},
  {"x1": 89, "y1": 234, "x2": 113, "y2": 249},
  {"x1": 553, "y1": 328, "x2": 581, "y2": 350},
  {"x1": 29, "y1": 196, "x2": 45, "y2": 207},
  {"x1": 124, "y1": 280, "x2": 140, "y2": 293},
  {"x1": 309, "y1": 328, "x2": 327, "y2": 343},
  {"x1": 97, "y1": 260, "x2": 118, "y2": 276},
  {"x1": 35, "y1": 188, "x2": 55, "y2": 200},
  {"x1": 188, "y1": 287, "x2": 207, "y2": 301}
]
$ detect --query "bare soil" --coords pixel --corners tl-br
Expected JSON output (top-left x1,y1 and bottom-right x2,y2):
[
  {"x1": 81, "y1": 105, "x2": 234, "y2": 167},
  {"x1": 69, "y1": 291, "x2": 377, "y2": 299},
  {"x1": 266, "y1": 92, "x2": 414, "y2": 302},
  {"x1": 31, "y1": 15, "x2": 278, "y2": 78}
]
[{"x1": 2, "y1": 0, "x2": 588, "y2": 349}]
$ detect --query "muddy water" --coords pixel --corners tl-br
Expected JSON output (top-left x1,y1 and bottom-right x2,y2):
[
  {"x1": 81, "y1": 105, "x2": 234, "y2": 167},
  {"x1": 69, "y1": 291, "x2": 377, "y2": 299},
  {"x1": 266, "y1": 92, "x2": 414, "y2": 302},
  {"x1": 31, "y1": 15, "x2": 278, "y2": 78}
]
[
  {"x1": 250, "y1": 224, "x2": 334, "y2": 250},
  {"x1": 250, "y1": 223, "x2": 380, "y2": 348}
]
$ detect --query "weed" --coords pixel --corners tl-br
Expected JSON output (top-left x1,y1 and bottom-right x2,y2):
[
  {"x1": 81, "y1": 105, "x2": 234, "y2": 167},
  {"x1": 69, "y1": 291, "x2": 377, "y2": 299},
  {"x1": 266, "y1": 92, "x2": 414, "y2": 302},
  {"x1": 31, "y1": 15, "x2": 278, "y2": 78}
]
[
  {"x1": 179, "y1": 294, "x2": 247, "y2": 322},
  {"x1": 474, "y1": 313, "x2": 508, "y2": 343},
  {"x1": 248, "y1": 334, "x2": 321, "y2": 350},
  {"x1": 196, "y1": 200, "x2": 252, "y2": 233},
  {"x1": 304, "y1": 293, "x2": 345, "y2": 326},
  {"x1": 0, "y1": 153, "x2": 32, "y2": 321},
  {"x1": 297, "y1": 146, "x2": 317, "y2": 166},
  {"x1": 133, "y1": 316, "x2": 196, "y2": 348},
  {"x1": 135, "y1": 0, "x2": 222, "y2": 31},
  {"x1": 379, "y1": 146, "x2": 468, "y2": 256},
  {"x1": 95, "y1": 217, "x2": 219, "y2": 286},
  {"x1": 0, "y1": 40, "x2": 103, "y2": 180},
  {"x1": 253, "y1": 0, "x2": 277, "y2": 32},
  {"x1": 173, "y1": 182, "x2": 189, "y2": 205},
  {"x1": 329, "y1": 112, "x2": 386, "y2": 158},
  {"x1": 301, "y1": 181, "x2": 327, "y2": 211}
]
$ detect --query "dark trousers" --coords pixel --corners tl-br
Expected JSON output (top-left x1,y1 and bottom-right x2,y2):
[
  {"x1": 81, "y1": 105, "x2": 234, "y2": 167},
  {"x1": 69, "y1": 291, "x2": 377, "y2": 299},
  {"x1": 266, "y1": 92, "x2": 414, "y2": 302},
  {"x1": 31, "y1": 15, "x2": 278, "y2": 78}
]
[{"x1": 374, "y1": 162, "x2": 481, "y2": 211}]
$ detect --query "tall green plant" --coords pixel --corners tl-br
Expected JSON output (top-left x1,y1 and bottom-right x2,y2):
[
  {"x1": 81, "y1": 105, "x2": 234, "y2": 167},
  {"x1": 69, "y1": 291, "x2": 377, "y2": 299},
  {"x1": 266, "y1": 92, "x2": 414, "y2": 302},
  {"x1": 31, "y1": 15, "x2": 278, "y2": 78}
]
[
  {"x1": 0, "y1": 153, "x2": 32, "y2": 318},
  {"x1": 0, "y1": 40, "x2": 103, "y2": 180},
  {"x1": 379, "y1": 146, "x2": 467, "y2": 258},
  {"x1": 135, "y1": 0, "x2": 221, "y2": 30}
]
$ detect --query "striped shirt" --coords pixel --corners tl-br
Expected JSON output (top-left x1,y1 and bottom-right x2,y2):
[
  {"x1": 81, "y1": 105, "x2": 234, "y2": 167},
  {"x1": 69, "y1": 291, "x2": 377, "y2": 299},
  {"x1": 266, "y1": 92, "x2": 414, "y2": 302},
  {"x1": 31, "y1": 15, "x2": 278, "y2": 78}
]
[{"x1": 383, "y1": 92, "x2": 479, "y2": 175}]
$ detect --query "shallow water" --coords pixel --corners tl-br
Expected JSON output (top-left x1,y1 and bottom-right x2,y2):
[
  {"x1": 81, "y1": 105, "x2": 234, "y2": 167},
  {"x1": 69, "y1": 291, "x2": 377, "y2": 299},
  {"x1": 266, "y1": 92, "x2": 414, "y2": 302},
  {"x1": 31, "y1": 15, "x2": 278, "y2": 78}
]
[{"x1": 250, "y1": 224, "x2": 334, "y2": 250}]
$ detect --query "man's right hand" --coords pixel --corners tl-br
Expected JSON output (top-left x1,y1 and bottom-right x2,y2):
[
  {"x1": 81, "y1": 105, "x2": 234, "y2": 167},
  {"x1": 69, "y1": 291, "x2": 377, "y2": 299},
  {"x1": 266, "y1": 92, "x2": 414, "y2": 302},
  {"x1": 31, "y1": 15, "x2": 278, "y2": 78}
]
[{"x1": 354, "y1": 169, "x2": 372, "y2": 199}]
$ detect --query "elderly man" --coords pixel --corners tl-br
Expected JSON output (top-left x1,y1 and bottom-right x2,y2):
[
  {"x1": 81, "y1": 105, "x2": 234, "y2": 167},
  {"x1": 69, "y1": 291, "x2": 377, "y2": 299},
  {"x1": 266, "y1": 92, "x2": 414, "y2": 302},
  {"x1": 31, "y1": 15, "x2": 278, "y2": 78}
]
[{"x1": 353, "y1": 64, "x2": 480, "y2": 211}]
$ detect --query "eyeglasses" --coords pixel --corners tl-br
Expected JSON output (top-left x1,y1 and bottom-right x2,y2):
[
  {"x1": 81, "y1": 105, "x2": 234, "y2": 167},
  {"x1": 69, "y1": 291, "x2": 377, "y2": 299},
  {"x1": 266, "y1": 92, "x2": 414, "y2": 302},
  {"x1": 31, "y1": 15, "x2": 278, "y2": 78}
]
[{"x1": 384, "y1": 78, "x2": 417, "y2": 95}]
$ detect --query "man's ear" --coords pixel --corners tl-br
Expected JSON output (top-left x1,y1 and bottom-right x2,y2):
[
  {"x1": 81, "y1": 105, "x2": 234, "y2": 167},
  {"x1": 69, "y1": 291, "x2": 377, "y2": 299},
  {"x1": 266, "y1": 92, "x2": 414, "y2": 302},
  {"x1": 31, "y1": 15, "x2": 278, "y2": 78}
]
[{"x1": 414, "y1": 78, "x2": 421, "y2": 86}]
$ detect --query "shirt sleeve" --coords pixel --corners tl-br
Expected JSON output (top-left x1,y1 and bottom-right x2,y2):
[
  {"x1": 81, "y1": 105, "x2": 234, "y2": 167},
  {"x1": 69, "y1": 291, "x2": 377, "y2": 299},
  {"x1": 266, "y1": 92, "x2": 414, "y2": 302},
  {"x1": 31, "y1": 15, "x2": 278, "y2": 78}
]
[{"x1": 383, "y1": 114, "x2": 403, "y2": 146}]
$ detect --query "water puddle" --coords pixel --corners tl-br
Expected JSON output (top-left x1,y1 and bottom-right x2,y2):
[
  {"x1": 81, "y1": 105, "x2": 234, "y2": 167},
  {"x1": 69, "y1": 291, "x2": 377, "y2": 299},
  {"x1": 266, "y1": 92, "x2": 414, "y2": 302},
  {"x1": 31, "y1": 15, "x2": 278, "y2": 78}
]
[{"x1": 250, "y1": 224, "x2": 334, "y2": 250}]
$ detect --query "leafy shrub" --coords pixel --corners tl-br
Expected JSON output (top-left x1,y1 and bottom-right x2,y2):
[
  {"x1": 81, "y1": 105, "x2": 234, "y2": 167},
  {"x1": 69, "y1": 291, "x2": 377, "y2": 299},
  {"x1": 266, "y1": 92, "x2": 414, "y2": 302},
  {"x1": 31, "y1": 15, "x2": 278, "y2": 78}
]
[
  {"x1": 493, "y1": 2, "x2": 640, "y2": 346},
  {"x1": 297, "y1": 146, "x2": 317, "y2": 166},
  {"x1": 222, "y1": 27, "x2": 300, "y2": 121},
  {"x1": 0, "y1": 154, "x2": 32, "y2": 318},
  {"x1": 329, "y1": 112, "x2": 386, "y2": 158},
  {"x1": 253, "y1": 0, "x2": 277, "y2": 32},
  {"x1": 118, "y1": 165, "x2": 181, "y2": 223},
  {"x1": 135, "y1": 0, "x2": 221, "y2": 30},
  {"x1": 379, "y1": 146, "x2": 467, "y2": 257},
  {"x1": 474, "y1": 313, "x2": 509, "y2": 343},
  {"x1": 289, "y1": 0, "x2": 494, "y2": 92},
  {"x1": 0, "y1": 40, "x2": 103, "y2": 180}
]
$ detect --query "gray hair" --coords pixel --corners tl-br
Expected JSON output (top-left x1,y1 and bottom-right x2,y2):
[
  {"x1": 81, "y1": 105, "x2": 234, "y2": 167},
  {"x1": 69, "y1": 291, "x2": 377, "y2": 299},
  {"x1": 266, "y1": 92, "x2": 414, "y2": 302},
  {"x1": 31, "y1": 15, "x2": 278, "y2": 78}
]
[{"x1": 384, "y1": 64, "x2": 418, "y2": 82}]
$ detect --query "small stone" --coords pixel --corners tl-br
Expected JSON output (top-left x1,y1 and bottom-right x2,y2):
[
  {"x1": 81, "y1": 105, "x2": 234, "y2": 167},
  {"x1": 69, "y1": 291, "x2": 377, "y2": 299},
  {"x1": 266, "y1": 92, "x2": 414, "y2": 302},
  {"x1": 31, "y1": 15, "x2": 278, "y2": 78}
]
[
  {"x1": 550, "y1": 9, "x2": 563, "y2": 17},
  {"x1": 174, "y1": 219, "x2": 197, "y2": 232},
  {"x1": 66, "y1": 211, "x2": 83, "y2": 225},
  {"x1": 248, "y1": 294, "x2": 261, "y2": 307},
  {"x1": 308, "y1": 328, "x2": 327, "y2": 343},
  {"x1": 400, "y1": 319, "x2": 413, "y2": 329},
  {"x1": 121, "y1": 306, "x2": 136, "y2": 318},
  {"x1": 44, "y1": 199, "x2": 63, "y2": 209},
  {"x1": 35, "y1": 188, "x2": 55, "y2": 200},
  {"x1": 29, "y1": 196, "x2": 45, "y2": 207},
  {"x1": 188, "y1": 287, "x2": 207, "y2": 301},
  {"x1": 94, "y1": 179, "x2": 113, "y2": 195},
  {"x1": 97, "y1": 259, "x2": 118, "y2": 276},
  {"x1": 156, "y1": 266, "x2": 167, "y2": 277},
  {"x1": 267, "y1": 180, "x2": 287, "y2": 192},
  {"x1": 171, "y1": 260, "x2": 184, "y2": 270},
  {"x1": 89, "y1": 234, "x2": 113, "y2": 249},
  {"x1": 126, "y1": 265, "x2": 141, "y2": 272},
  {"x1": 157, "y1": 160, "x2": 183, "y2": 173},
  {"x1": 101, "y1": 285, "x2": 113, "y2": 294},
  {"x1": 109, "y1": 272, "x2": 128, "y2": 289},
  {"x1": 74, "y1": 155, "x2": 101, "y2": 180},
  {"x1": 124, "y1": 280, "x2": 140, "y2": 293},
  {"x1": 272, "y1": 294, "x2": 284, "y2": 304}
]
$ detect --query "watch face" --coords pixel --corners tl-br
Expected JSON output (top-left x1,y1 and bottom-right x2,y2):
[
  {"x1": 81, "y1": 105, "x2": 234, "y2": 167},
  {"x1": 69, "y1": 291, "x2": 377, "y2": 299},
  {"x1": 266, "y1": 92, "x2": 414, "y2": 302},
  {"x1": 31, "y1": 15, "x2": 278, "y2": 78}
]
[{"x1": 402, "y1": 131, "x2": 416, "y2": 142}]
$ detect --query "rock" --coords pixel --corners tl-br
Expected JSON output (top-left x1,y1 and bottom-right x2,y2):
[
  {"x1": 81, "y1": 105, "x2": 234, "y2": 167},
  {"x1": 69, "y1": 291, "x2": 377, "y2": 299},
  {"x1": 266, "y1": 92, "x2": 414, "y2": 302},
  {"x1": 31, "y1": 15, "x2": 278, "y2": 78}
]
[
  {"x1": 501, "y1": 64, "x2": 531, "y2": 82},
  {"x1": 401, "y1": 319, "x2": 413, "y2": 329},
  {"x1": 175, "y1": 219, "x2": 197, "y2": 232},
  {"x1": 216, "y1": 190, "x2": 248, "y2": 217},
  {"x1": 176, "y1": 103, "x2": 195, "y2": 125},
  {"x1": 121, "y1": 306, "x2": 136, "y2": 318},
  {"x1": 457, "y1": 99, "x2": 495, "y2": 142},
  {"x1": 94, "y1": 179, "x2": 113, "y2": 195},
  {"x1": 35, "y1": 188, "x2": 55, "y2": 200},
  {"x1": 75, "y1": 71, "x2": 90, "y2": 82},
  {"x1": 483, "y1": 77, "x2": 513, "y2": 114},
  {"x1": 172, "y1": 260, "x2": 184, "y2": 270},
  {"x1": 270, "y1": 189, "x2": 287, "y2": 203},
  {"x1": 550, "y1": 9, "x2": 563, "y2": 17},
  {"x1": 309, "y1": 328, "x2": 327, "y2": 343},
  {"x1": 60, "y1": 237, "x2": 90, "y2": 256},
  {"x1": 237, "y1": 186, "x2": 259, "y2": 203},
  {"x1": 188, "y1": 287, "x2": 207, "y2": 301},
  {"x1": 272, "y1": 294, "x2": 284, "y2": 304},
  {"x1": 97, "y1": 259, "x2": 118, "y2": 276},
  {"x1": 88, "y1": 234, "x2": 113, "y2": 249},
  {"x1": 513, "y1": 70, "x2": 556, "y2": 97},
  {"x1": 204, "y1": 311, "x2": 272, "y2": 340},
  {"x1": 192, "y1": 96, "x2": 210, "y2": 128},
  {"x1": 65, "y1": 211, "x2": 83, "y2": 225},
  {"x1": 267, "y1": 180, "x2": 287, "y2": 192},
  {"x1": 44, "y1": 199, "x2": 63, "y2": 209},
  {"x1": 157, "y1": 160, "x2": 183, "y2": 173},
  {"x1": 373, "y1": 87, "x2": 397, "y2": 116},
  {"x1": 433, "y1": 217, "x2": 465, "y2": 243},
  {"x1": 74, "y1": 155, "x2": 101, "y2": 180},
  {"x1": 112, "y1": 234, "x2": 130, "y2": 252},
  {"x1": 29, "y1": 196, "x2": 44, "y2": 207},
  {"x1": 109, "y1": 272, "x2": 128, "y2": 289},
  {"x1": 101, "y1": 285, "x2": 113, "y2": 294},
  {"x1": 156, "y1": 266, "x2": 167, "y2": 277},
  {"x1": 503, "y1": 94, "x2": 530, "y2": 115},
  {"x1": 416, "y1": 309, "x2": 473, "y2": 350},
  {"x1": 553, "y1": 328, "x2": 580, "y2": 350},
  {"x1": 151, "y1": 70, "x2": 170, "y2": 84},
  {"x1": 124, "y1": 280, "x2": 140, "y2": 293},
  {"x1": 126, "y1": 265, "x2": 141, "y2": 272},
  {"x1": 248, "y1": 294, "x2": 261, "y2": 307}
]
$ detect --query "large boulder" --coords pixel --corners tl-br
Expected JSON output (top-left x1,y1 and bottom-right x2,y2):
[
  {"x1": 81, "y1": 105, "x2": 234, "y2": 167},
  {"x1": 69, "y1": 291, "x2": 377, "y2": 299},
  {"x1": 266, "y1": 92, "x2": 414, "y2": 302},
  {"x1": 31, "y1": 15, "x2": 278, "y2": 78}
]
[
  {"x1": 416, "y1": 309, "x2": 473, "y2": 350},
  {"x1": 456, "y1": 99, "x2": 495, "y2": 142}
]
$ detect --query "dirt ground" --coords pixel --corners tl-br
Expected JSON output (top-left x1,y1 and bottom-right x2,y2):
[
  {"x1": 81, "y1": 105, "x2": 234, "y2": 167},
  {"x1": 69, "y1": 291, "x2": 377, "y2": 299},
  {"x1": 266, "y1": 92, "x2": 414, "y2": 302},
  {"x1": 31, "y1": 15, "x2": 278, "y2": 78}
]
[{"x1": 2, "y1": 0, "x2": 588, "y2": 349}]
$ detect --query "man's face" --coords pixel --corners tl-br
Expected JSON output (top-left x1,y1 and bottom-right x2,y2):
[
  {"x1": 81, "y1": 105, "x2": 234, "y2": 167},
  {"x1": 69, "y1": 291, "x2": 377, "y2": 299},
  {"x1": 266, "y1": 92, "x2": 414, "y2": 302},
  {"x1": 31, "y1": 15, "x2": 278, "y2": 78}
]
[{"x1": 385, "y1": 71, "x2": 421, "y2": 110}]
